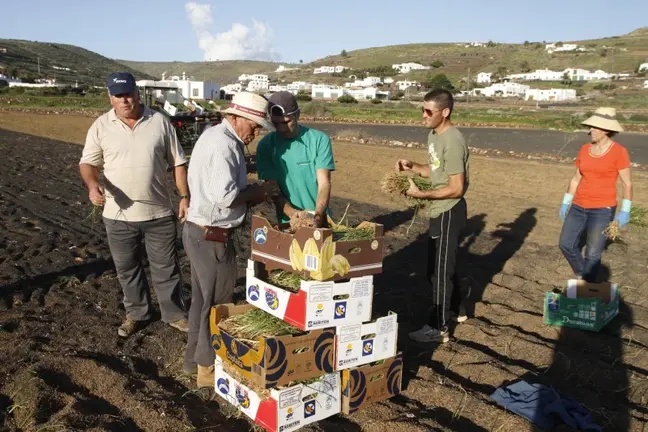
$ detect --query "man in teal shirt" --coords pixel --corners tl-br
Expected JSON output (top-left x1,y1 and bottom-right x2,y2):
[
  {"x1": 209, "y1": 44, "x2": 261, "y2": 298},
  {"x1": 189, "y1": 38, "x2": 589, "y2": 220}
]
[{"x1": 256, "y1": 91, "x2": 335, "y2": 227}]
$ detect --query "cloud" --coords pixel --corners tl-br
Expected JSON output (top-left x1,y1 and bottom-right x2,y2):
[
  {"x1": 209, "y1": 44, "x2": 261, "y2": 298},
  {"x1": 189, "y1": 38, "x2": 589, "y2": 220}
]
[{"x1": 185, "y1": 2, "x2": 280, "y2": 61}]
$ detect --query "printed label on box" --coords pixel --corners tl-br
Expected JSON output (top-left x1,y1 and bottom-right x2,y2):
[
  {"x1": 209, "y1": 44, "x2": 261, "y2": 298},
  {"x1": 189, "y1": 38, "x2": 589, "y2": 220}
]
[
  {"x1": 377, "y1": 314, "x2": 397, "y2": 335},
  {"x1": 351, "y1": 278, "x2": 372, "y2": 298},
  {"x1": 339, "y1": 324, "x2": 362, "y2": 343},
  {"x1": 279, "y1": 387, "x2": 301, "y2": 409},
  {"x1": 308, "y1": 285, "x2": 333, "y2": 302}
]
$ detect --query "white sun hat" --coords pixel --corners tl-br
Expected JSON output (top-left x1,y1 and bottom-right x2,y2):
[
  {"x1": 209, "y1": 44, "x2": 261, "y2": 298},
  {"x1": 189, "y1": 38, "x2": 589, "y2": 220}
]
[
  {"x1": 581, "y1": 107, "x2": 623, "y2": 133},
  {"x1": 222, "y1": 92, "x2": 275, "y2": 131}
]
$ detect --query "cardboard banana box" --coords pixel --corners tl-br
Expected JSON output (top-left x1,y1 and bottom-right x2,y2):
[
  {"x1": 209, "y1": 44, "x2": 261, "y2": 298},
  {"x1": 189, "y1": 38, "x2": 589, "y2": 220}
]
[
  {"x1": 246, "y1": 259, "x2": 374, "y2": 331},
  {"x1": 210, "y1": 303, "x2": 336, "y2": 389},
  {"x1": 214, "y1": 356, "x2": 341, "y2": 432},
  {"x1": 341, "y1": 353, "x2": 403, "y2": 415},
  {"x1": 335, "y1": 313, "x2": 398, "y2": 370},
  {"x1": 250, "y1": 215, "x2": 385, "y2": 282}
]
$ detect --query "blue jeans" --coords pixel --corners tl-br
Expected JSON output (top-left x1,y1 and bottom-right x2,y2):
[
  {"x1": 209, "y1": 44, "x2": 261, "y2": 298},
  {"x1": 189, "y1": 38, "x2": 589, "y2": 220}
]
[{"x1": 559, "y1": 204, "x2": 615, "y2": 282}]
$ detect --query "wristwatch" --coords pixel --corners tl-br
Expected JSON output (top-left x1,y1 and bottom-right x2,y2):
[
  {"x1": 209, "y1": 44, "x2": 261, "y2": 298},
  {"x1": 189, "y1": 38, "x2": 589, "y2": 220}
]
[{"x1": 180, "y1": 195, "x2": 190, "y2": 200}]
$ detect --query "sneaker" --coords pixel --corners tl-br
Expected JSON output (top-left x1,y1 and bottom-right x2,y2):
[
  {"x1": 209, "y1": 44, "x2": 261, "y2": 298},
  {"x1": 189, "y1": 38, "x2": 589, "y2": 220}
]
[
  {"x1": 118, "y1": 318, "x2": 144, "y2": 338},
  {"x1": 408, "y1": 325, "x2": 449, "y2": 343},
  {"x1": 169, "y1": 318, "x2": 189, "y2": 333},
  {"x1": 450, "y1": 311, "x2": 468, "y2": 323}
]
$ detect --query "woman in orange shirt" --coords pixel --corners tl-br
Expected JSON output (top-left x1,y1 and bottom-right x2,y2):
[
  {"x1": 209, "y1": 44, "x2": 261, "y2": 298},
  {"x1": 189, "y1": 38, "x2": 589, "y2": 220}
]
[{"x1": 559, "y1": 107, "x2": 633, "y2": 282}]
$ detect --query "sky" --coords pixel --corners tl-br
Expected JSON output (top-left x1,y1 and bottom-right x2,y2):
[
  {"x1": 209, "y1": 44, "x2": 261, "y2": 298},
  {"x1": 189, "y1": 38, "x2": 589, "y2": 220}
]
[{"x1": 0, "y1": 0, "x2": 646, "y2": 64}]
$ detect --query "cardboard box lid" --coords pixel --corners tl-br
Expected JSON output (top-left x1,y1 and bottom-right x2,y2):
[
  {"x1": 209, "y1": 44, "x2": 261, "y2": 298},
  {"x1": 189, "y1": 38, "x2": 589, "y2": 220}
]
[{"x1": 565, "y1": 279, "x2": 618, "y2": 303}]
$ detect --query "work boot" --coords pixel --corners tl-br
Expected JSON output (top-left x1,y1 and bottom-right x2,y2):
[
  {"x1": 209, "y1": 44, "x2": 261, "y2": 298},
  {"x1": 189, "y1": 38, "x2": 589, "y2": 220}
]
[
  {"x1": 169, "y1": 318, "x2": 189, "y2": 333},
  {"x1": 197, "y1": 365, "x2": 215, "y2": 388},
  {"x1": 118, "y1": 318, "x2": 146, "y2": 338}
]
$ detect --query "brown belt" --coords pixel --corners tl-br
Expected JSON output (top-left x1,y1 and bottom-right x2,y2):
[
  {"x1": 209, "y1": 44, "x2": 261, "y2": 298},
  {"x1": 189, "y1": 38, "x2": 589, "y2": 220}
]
[{"x1": 188, "y1": 220, "x2": 229, "y2": 243}]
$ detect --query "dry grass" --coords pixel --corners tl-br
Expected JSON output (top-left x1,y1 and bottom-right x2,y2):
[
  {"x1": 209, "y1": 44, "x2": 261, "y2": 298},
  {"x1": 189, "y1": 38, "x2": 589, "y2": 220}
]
[{"x1": 603, "y1": 221, "x2": 621, "y2": 241}]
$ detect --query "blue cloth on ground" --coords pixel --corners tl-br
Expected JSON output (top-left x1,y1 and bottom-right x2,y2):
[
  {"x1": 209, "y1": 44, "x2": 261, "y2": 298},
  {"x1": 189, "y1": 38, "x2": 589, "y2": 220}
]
[{"x1": 489, "y1": 380, "x2": 600, "y2": 431}]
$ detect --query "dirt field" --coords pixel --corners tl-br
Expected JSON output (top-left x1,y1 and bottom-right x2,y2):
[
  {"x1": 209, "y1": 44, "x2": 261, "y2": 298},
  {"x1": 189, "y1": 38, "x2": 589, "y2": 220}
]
[{"x1": 1, "y1": 112, "x2": 648, "y2": 432}]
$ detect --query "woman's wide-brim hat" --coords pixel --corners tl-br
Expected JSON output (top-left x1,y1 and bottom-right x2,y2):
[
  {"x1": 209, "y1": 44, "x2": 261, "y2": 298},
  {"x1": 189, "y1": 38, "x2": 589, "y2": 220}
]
[
  {"x1": 221, "y1": 92, "x2": 275, "y2": 131},
  {"x1": 581, "y1": 107, "x2": 623, "y2": 133}
]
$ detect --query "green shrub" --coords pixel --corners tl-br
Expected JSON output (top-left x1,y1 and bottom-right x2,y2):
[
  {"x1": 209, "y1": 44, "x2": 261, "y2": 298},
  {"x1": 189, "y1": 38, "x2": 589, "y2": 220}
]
[
  {"x1": 371, "y1": 98, "x2": 382, "y2": 104},
  {"x1": 337, "y1": 95, "x2": 357, "y2": 104}
]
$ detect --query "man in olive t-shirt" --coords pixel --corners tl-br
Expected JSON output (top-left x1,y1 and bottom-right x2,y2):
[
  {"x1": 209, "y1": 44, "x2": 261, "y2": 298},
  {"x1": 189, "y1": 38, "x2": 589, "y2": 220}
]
[{"x1": 395, "y1": 89, "x2": 470, "y2": 344}]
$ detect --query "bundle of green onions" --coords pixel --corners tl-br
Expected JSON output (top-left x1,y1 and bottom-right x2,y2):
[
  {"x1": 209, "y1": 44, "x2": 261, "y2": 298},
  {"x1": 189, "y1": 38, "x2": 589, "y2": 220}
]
[
  {"x1": 219, "y1": 308, "x2": 303, "y2": 343},
  {"x1": 267, "y1": 270, "x2": 306, "y2": 293},
  {"x1": 332, "y1": 225, "x2": 375, "y2": 241},
  {"x1": 380, "y1": 172, "x2": 433, "y2": 206}
]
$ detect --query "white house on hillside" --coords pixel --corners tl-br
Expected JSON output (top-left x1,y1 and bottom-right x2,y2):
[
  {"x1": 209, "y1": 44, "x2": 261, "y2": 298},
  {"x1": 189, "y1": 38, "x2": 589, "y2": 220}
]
[
  {"x1": 139, "y1": 72, "x2": 220, "y2": 100},
  {"x1": 525, "y1": 88, "x2": 577, "y2": 102},
  {"x1": 311, "y1": 84, "x2": 345, "y2": 99},
  {"x1": 313, "y1": 66, "x2": 347, "y2": 74},
  {"x1": 639, "y1": 63, "x2": 648, "y2": 72},
  {"x1": 275, "y1": 65, "x2": 297, "y2": 73},
  {"x1": 505, "y1": 68, "x2": 614, "y2": 82},
  {"x1": 287, "y1": 81, "x2": 312, "y2": 91},
  {"x1": 479, "y1": 82, "x2": 530, "y2": 97},
  {"x1": 392, "y1": 63, "x2": 431, "y2": 73},
  {"x1": 476, "y1": 72, "x2": 492, "y2": 84},
  {"x1": 222, "y1": 83, "x2": 242, "y2": 95},
  {"x1": 396, "y1": 80, "x2": 419, "y2": 90},
  {"x1": 545, "y1": 43, "x2": 583, "y2": 53},
  {"x1": 644, "y1": 80, "x2": 648, "y2": 89}
]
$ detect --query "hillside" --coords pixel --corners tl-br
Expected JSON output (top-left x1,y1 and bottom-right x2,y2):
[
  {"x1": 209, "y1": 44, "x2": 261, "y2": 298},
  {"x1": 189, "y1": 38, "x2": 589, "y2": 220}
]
[
  {"x1": 118, "y1": 60, "x2": 288, "y2": 84},
  {"x1": 0, "y1": 39, "x2": 154, "y2": 85},
  {"x1": 310, "y1": 27, "x2": 648, "y2": 77},
  {"x1": 1, "y1": 27, "x2": 646, "y2": 89},
  {"x1": 122, "y1": 27, "x2": 648, "y2": 85}
]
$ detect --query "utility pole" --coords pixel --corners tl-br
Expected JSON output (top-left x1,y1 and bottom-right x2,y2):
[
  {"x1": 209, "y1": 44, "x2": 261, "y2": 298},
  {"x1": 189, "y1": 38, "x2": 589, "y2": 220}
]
[{"x1": 37, "y1": 56, "x2": 40, "y2": 75}]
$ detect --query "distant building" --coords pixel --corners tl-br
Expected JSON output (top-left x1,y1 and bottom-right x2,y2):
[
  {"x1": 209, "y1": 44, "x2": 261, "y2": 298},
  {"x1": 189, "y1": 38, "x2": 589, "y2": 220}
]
[
  {"x1": 545, "y1": 43, "x2": 584, "y2": 53},
  {"x1": 479, "y1": 82, "x2": 530, "y2": 97},
  {"x1": 313, "y1": 66, "x2": 347, "y2": 74},
  {"x1": 222, "y1": 83, "x2": 242, "y2": 95},
  {"x1": 476, "y1": 72, "x2": 492, "y2": 84},
  {"x1": 392, "y1": 63, "x2": 430, "y2": 73},
  {"x1": 644, "y1": 80, "x2": 648, "y2": 89},
  {"x1": 639, "y1": 63, "x2": 648, "y2": 72},
  {"x1": 138, "y1": 72, "x2": 220, "y2": 100},
  {"x1": 275, "y1": 65, "x2": 297, "y2": 73},
  {"x1": 505, "y1": 68, "x2": 614, "y2": 82},
  {"x1": 525, "y1": 88, "x2": 577, "y2": 102},
  {"x1": 395, "y1": 80, "x2": 419, "y2": 90},
  {"x1": 311, "y1": 84, "x2": 344, "y2": 99}
]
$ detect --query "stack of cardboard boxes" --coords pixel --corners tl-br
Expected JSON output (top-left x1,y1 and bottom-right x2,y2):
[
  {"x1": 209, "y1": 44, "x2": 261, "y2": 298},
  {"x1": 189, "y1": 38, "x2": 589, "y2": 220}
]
[{"x1": 210, "y1": 214, "x2": 403, "y2": 432}]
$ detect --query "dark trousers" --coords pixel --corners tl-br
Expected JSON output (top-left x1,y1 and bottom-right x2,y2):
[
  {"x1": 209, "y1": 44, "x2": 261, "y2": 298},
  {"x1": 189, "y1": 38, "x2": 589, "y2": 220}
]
[
  {"x1": 182, "y1": 221, "x2": 237, "y2": 369},
  {"x1": 427, "y1": 199, "x2": 467, "y2": 330},
  {"x1": 103, "y1": 216, "x2": 186, "y2": 323},
  {"x1": 559, "y1": 204, "x2": 615, "y2": 282}
]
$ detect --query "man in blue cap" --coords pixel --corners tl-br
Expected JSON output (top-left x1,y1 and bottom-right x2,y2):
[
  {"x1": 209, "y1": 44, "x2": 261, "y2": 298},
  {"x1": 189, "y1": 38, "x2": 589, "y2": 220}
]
[
  {"x1": 256, "y1": 91, "x2": 335, "y2": 228},
  {"x1": 79, "y1": 72, "x2": 190, "y2": 338}
]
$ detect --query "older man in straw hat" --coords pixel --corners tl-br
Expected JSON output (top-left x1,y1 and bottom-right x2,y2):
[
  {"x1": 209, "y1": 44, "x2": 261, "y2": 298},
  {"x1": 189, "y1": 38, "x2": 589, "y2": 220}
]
[
  {"x1": 183, "y1": 92, "x2": 276, "y2": 387},
  {"x1": 558, "y1": 107, "x2": 633, "y2": 282}
]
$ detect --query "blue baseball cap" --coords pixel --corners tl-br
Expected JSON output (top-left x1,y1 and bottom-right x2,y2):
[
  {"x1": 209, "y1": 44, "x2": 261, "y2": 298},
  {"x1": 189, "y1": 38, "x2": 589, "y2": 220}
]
[{"x1": 107, "y1": 72, "x2": 136, "y2": 96}]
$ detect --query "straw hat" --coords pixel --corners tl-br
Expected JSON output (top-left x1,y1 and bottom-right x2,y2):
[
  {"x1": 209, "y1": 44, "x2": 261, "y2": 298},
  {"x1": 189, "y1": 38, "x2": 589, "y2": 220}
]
[
  {"x1": 222, "y1": 92, "x2": 274, "y2": 131},
  {"x1": 581, "y1": 107, "x2": 623, "y2": 133}
]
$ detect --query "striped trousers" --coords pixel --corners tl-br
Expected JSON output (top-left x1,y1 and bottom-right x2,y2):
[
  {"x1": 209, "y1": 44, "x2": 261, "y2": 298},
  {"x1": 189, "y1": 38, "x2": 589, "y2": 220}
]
[{"x1": 427, "y1": 198, "x2": 467, "y2": 330}]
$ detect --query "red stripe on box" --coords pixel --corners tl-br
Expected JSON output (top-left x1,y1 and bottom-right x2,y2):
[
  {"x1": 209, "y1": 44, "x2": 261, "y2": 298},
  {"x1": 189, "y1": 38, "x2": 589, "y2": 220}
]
[{"x1": 284, "y1": 289, "x2": 308, "y2": 329}]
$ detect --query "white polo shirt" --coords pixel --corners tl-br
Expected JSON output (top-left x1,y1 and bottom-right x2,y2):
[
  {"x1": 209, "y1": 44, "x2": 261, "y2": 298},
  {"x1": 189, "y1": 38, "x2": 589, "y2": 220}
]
[{"x1": 79, "y1": 106, "x2": 187, "y2": 222}]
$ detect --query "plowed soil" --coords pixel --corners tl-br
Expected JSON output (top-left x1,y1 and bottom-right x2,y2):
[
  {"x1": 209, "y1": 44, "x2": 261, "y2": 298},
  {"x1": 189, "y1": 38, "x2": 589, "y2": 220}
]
[{"x1": 1, "y1": 113, "x2": 648, "y2": 432}]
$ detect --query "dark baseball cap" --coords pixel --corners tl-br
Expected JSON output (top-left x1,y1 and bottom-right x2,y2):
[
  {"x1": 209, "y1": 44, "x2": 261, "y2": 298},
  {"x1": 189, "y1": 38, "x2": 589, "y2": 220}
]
[
  {"x1": 268, "y1": 91, "x2": 300, "y2": 116},
  {"x1": 107, "y1": 72, "x2": 136, "y2": 96}
]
